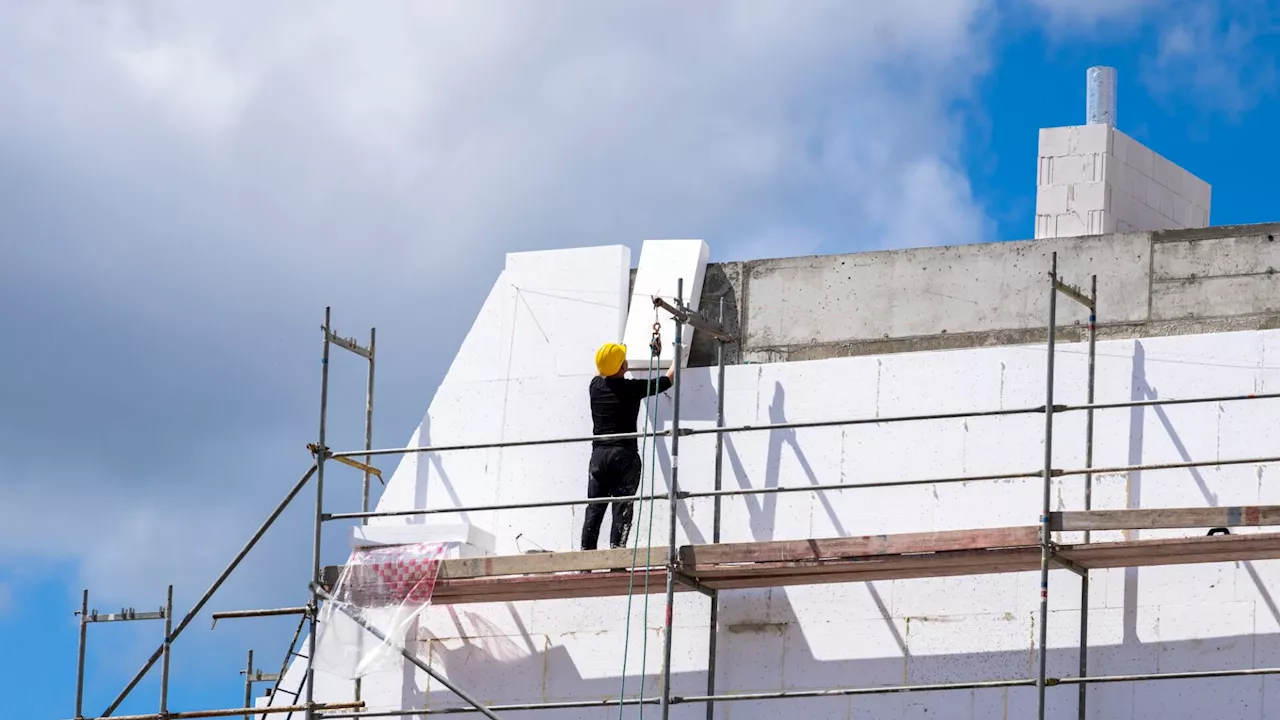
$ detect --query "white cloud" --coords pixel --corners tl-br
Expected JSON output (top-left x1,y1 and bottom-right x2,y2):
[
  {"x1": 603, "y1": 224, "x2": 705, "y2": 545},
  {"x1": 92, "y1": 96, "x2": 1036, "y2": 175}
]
[
  {"x1": 1021, "y1": 0, "x2": 1278, "y2": 119},
  {"x1": 1142, "y1": 1, "x2": 1279, "y2": 119},
  {"x1": 1024, "y1": 0, "x2": 1156, "y2": 32},
  {"x1": 0, "y1": 1, "x2": 996, "y2": 614}
]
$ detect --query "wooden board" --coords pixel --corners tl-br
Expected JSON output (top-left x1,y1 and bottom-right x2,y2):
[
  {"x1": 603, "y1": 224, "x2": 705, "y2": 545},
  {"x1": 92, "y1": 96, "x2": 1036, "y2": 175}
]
[
  {"x1": 320, "y1": 528, "x2": 1280, "y2": 605},
  {"x1": 679, "y1": 527, "x2": 1039, "y2": 566},
  {"x1": 432, "y1": 569, "x2": 683, "y2": 605},
  {"x1": 1059, "y1": 532, "x2": 1280, "y2": 569},
  {"x1": 1051, "y1": 506, "x2": 1280, "y2": 532},
  {"x1": 321, "y1": 546, "x2": 667, "y2": 589}
]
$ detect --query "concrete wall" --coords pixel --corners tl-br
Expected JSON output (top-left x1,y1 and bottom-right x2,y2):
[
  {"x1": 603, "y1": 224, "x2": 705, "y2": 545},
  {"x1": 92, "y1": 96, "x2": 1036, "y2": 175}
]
[
  {"x1": 277, "y1": 241, "x2": 1280, "y2": 719},
  {"x1": 689, "y1": 222, "x2": 1280, "y2": 367}
]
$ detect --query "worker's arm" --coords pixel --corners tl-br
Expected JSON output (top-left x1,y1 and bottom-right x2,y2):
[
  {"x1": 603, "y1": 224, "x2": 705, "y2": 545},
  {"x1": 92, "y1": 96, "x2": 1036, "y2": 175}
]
[{"x1": 622, "y1": 369, "x2": 673, "y2": 398}]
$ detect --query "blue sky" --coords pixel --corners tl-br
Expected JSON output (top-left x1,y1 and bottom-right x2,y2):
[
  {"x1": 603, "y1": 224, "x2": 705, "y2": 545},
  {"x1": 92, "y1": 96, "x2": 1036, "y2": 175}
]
[{"x1": 1, "y1": 1, "x2": 1277, "y2": 718}]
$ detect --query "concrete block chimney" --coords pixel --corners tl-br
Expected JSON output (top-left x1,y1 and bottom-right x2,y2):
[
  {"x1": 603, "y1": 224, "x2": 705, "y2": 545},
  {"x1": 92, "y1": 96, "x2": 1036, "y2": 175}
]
[{"x1": 1035, "y1": 66, "x2": 1211, "y2": 239}]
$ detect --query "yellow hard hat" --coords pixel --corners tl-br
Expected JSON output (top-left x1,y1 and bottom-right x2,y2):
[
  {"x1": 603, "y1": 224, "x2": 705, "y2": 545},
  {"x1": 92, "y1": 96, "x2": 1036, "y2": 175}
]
[{"x1": 595, "y1": 343, "x2": 627, "y2": 376}]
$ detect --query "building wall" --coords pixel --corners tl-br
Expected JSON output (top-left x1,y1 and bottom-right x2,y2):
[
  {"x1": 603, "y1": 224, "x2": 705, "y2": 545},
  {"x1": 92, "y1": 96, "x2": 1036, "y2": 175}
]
[
  {"x1": 281, "y1": 242, "x2": 1280, "y2": 719},
  {"x1": 1033, "y1": 125, "x2": 1211, "y2": 239}
]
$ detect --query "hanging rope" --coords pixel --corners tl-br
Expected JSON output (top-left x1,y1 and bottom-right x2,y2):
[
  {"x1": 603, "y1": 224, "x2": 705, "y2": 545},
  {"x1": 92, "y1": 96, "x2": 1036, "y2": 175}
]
[{"x1": 616, "y1": 312, "x2": 664, "y2": 719}]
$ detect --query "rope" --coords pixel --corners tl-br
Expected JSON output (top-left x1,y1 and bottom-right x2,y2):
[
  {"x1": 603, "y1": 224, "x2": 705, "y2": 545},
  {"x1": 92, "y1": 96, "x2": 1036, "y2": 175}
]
[{"x1": 616, "y1": 312, "x2": 664, "y2": 718}]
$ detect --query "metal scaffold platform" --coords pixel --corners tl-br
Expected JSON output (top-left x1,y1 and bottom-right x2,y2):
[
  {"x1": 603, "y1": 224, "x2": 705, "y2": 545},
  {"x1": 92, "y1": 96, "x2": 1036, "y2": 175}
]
[
  {"x1": 319, "y1": 519, "x2": 1280, "y2": 605},
  {"x1": 65, "y1": 254, "x2": 1280, "y2": 720}
]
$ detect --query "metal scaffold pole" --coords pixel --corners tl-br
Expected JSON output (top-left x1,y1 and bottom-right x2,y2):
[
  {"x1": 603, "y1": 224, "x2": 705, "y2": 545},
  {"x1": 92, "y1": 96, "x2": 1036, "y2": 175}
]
[
  {"x1": 160, "y1": 585, "x2": 174, "y2": 717},
  {"x1": 75, "y1": 589, "x2": 89, "y2": 720},
  {"x1": 242, "y1": 650, "x2": 254, "y2": 720},
  {"x1": 1037, "y1": 253, "x2": 1059, "y2": 720},
  {"x1": 660, "y1": 278, "x2": 687, "y2": 720},
  {"x1": 363, "y1": 327, "x2": 377, "y2": 519},
  {"x1": 1078, "y1": 274, "x2": 1097, "y2": 720},
  {"x1": 705, "y1": 296, "x2": 726, "y2": 720},
  {"x1": 307, "y1": 307, "x2": 333, "y2": 720},
  {"x1": 332, "y1": 389, "x2": 1280, "y2": 464},
  {"x1": 356, "y1": 326, "x2": 376, "y2": 709}
]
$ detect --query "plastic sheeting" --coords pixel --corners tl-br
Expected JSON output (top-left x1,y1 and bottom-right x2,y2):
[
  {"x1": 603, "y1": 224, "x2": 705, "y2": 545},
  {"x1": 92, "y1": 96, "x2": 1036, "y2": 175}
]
[{"x1": 314, "y1": 541, "x2": 447, "y2": 679}]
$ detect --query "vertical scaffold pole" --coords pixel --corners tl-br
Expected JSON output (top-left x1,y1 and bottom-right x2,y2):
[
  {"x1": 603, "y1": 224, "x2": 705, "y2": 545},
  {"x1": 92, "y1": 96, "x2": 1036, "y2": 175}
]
[
  {"x1": 1037, "y1": 254, "x2": 1059, "y2": 720},
  {"x1": 75, "y1": 589, "x2": 88, "y2": 720},
  {"x1": 705, "y1": 296, "x2": 726, "y2": 720},
  {"x1": 362, "y1": 327, "x2": 377, "y2": 520},
  {"x1": 306, "y1": 307, "x2": 332, "y2": 720},
  {"x1": 660, "y1": 278, "x2": 686, "y2": 720},
  {"x1": 159, "y1": 585, "x2": 173, "y2": 717},
  {"x1": 355, "y1": 327, "x2": 375, "y2": 706},
  {"x1": 1078, "y1": 275, "x2": 1098, "y2": 720},
  {"x1": 243, "y1": 649, "x2": 254, "y2": 720}
]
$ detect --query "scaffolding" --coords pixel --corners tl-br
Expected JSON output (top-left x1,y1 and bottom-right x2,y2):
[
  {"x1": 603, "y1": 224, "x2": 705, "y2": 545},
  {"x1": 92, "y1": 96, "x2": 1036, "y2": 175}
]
[{"x1": 67, "y1": 252, "x2": 1280, "y2": 720}]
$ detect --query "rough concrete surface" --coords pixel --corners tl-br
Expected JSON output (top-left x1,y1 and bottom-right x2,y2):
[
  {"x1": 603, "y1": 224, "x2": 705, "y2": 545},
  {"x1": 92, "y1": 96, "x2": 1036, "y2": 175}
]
[{"x1": 687, "y1": 222, "x2": 1280, "y2": 366}]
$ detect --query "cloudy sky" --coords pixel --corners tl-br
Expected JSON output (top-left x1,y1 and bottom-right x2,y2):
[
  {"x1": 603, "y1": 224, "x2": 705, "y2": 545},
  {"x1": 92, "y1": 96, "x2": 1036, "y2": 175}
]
[{"x1": 2, "y1": 1, "x2": 1278, "y2": 717}]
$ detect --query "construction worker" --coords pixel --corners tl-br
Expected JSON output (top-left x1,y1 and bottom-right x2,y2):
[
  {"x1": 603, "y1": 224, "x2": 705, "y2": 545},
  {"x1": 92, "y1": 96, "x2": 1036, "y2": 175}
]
[{"x1": 582, "y1": 341, "x2": 676, "y2": 551}]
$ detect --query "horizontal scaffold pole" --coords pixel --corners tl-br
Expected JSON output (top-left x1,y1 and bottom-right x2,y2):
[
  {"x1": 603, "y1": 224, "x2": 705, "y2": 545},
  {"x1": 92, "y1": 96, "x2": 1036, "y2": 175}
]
[
  {"x1": 330, "y1": 391, "x2": 1280, "y2": 461},
  {"x1": 74, "y1": 701, "x2": 363, "y2": 720},
  {"x1": 311, "y1": 665, "x2": 1280, "y2": 716},
  {"x1": 324, "y1": 493, "x2": 671, "y2": 522},
  {"x1": 209, "y1": 606, "x2": 309, "y2": 627},
  {"x1": 331, "y1": 454, "x2": 1280, "y2": 522}
]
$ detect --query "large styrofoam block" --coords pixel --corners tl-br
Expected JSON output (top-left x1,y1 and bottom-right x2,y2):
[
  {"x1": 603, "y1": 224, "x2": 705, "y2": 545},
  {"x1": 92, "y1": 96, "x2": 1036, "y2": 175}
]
[
  {"x1": 890, "y1": 573, "x2": 1022, "y2": 618},
  {"x1": 502, "y1": 245, "x2": 631, "y2": 379},
  {"x1": 955, "y1": 414, "x2": 1044, "y2": 476},
  {"x1": 717, "y1": 620, "x2": 787, "y2": 691},
  {"x1": 440, "y1": 269, "x2": 512, "y2": 385},
  {"x1": 755, "y1": 357, "x2": 880, "y2": 424},
  {"x1": 905, "y1": 613, "x2": 1032, "y2": 684},
  {"x1": 717, "y1": 587, "x2": 775, "y2": 625},
  {"x1": 850, "y1": 695, "x2": 910, "y2": 720},
  {"x1": 811, "y1": 484, "x2": 942, "y2": 538},
  {"x1": 845, "y1": 420, "x2": 966, "y2": 484},
  {"x1": 622, "y1": 239, "x2": 710, "y2": 370},
  {"x1": 419, "y1": 600, "x2": 539, "y2": 641},
  {"x1": 877, "y1": 349, "x2": 1005, "y2": 417},
  {"x1": 776, "y1": 583, "x2": 895, "y2": 624},
  {"x1": 781, "y1": 618, "x2": 906, "y2": 689},
  {"x1": 1132, "y1": 602, "x2": 1257, "y2": 717},
  {"x1": 541, "y1": 628, "x2": 669, "y2": 696},
  {"x1": 349, "y1": 523, "x2": 496, "y2": 553},
  {"x1": 528, "y1": 591, "x2": 703, "y2": 638},
  {"x1": 424, "y1": 633, "x2": 550, "y2": 705},
  {"x1": 715, "y1": 450, "x2": 815, "y2": 543}
]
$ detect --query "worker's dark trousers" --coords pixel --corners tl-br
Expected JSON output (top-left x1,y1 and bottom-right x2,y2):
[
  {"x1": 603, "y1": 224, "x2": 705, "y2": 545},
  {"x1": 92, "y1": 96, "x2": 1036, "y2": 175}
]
[{"x1": 581, "y1": 445, "x2": 643, "y2": 551}]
